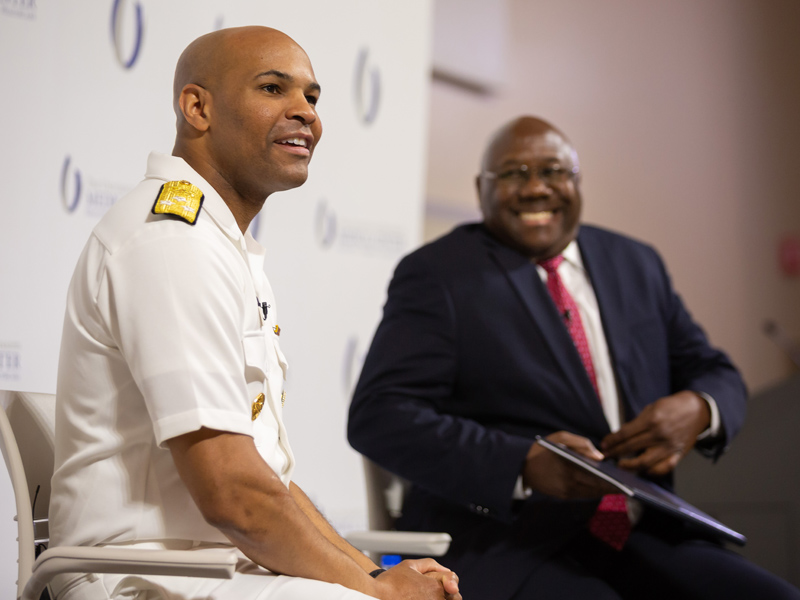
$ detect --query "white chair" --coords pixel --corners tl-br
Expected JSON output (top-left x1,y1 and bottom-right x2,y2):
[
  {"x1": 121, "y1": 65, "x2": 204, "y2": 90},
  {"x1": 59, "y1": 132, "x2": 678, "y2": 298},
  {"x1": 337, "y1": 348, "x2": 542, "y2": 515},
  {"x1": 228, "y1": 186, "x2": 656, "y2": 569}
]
[
  {"x1": 344, "y1": 457, "x2": 451, "y2": 560},
  {"x1": 0, "y1": 391, "x2": 237, "y2": 600},
  {"x1": 0, "y1": 389, "x2": 448, "y2": 599}
]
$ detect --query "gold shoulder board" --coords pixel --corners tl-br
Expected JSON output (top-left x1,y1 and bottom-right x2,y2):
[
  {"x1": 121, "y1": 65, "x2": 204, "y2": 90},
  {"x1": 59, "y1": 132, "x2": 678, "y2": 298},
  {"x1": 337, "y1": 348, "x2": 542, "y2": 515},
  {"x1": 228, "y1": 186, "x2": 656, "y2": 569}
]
[{"x1": 152, "y1": 180, "x2": 204, "y2": 224}]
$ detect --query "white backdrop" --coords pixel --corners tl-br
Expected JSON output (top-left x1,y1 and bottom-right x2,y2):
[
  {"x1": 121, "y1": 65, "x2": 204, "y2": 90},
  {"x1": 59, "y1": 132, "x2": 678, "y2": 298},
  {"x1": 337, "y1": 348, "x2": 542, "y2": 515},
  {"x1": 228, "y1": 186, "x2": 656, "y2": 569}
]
[{"x1": 0, "y1": 0, "x2": 432, "y2": 592}]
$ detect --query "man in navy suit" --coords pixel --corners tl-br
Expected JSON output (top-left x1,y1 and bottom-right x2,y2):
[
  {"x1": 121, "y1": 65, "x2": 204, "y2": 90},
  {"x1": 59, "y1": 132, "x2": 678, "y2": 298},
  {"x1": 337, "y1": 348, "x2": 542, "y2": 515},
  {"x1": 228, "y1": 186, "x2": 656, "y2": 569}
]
[{"x1": 348, "y1": 116, "x2": 800, "y2": 599}]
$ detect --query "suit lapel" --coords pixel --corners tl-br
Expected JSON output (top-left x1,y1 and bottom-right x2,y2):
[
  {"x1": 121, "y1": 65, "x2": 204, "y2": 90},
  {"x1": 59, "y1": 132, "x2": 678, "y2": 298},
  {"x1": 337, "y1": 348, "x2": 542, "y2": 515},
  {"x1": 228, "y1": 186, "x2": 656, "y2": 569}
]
[
  {"x1": 577, "y1": 228, "x2": 633, "y2": 417},
  {"x1": 481, "y1": 229, "x2": 605, "y2": 423}
]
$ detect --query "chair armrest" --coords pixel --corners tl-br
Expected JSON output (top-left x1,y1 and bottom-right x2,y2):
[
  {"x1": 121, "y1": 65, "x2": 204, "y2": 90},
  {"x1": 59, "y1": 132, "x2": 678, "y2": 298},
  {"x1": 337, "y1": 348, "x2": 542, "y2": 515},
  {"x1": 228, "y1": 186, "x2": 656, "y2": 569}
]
[
  {"x1": 22, "y1": 547, "x2": 237, "y2": 600},
  {"x1": 345, "y1": 531, "x2": 451, "y2": 557}
]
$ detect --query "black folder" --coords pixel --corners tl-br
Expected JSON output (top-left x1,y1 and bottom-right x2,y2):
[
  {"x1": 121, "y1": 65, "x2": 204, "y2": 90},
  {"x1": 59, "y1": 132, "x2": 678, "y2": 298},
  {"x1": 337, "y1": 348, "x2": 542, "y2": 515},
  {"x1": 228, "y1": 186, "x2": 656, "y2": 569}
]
[{"x1": 536, "y1": 436, "x2": 747, "y2": 546}]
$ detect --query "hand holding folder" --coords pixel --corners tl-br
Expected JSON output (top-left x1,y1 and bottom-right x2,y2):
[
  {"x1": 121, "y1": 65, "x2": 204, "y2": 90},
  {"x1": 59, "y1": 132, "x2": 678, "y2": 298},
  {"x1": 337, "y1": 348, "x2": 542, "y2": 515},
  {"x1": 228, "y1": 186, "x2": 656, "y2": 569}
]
[{"x1": 536, "y1": 436, "x2": 747, "y2": 546}]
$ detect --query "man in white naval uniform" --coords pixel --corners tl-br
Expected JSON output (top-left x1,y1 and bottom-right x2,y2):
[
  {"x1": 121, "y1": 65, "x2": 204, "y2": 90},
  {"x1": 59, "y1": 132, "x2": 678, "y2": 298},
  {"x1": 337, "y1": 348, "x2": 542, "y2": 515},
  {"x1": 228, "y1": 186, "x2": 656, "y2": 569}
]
[{"x1": 49, "y1": 26, "x2": 460, "y2": 600}]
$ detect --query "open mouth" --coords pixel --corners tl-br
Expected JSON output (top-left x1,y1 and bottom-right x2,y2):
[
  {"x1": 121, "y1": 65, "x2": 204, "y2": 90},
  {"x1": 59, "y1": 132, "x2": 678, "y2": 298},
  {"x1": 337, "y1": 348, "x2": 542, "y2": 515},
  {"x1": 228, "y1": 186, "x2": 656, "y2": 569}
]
[
  {"x1": 277, "y1": 137, "x2": 308, "y2": 149},
  {"x1": 275, "y1": 136, "x2": 312, "y2": 157},
  {"x1": 517, "y1": 210, "x2": 557, "y2": 225}
]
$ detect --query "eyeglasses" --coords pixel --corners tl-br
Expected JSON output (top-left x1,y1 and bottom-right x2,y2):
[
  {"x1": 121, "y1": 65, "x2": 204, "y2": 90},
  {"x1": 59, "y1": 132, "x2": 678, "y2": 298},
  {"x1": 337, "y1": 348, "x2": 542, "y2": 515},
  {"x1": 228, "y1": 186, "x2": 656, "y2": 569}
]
[{"x1": 481, "y1": 164, "x2": 579, "y2": 188}]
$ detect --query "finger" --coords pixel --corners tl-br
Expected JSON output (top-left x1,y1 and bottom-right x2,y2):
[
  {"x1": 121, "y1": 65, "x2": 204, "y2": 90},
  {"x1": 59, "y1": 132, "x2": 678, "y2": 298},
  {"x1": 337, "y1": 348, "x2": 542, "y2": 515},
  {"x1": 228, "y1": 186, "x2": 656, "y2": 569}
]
[
  {"x1": 601, "y1": 412, "x2": 653, "y2": 451},
  {"x1": 602, "y1": 428, "x2": 658, "y2": 458},
  {"x1": 547, "y1": 431, "x2": 604, "y2": 461},
  {"x1": 621, "y1": 448, "x2": 681, "y2": 475},
  {"x1": 529, "y1": 434, "x2": 611, "y2": 499},
  {"x1": 617, "y1": 446, "x2": 663, "y2": 471},
  {"x1": 645, "y1": 452, "x2": 682, "y2": 476},
  {"x1": 404, "y1": 557, "x2": 450, "y2": 574},
  {"x1": 442, "y1": 571, "x2": 460, "y2": 595},
  {"x1": 617, "y1": 445, "x2": 675, "y2": 473},
  {"x1": 423, "y1": 570, "x2": 460, "y2": 595}
]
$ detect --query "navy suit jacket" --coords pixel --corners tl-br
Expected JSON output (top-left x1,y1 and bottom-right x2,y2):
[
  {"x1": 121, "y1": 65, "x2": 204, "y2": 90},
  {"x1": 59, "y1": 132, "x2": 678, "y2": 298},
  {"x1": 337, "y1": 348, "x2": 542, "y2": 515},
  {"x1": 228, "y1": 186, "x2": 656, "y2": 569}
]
[{"x1": 348, "y1": 223, "x2": 747, "y2": 598}]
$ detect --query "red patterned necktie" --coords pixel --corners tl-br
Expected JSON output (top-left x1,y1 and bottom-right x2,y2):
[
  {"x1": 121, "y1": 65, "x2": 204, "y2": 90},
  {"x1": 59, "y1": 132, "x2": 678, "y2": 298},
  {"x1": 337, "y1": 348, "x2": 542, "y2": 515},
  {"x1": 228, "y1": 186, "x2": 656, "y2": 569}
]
[
  {"x1": 538, "y1": 256, "x2": 598, "y2": 397},
  {"x1": 538, "y1": 256, "x2": 631, "y2": 551}
]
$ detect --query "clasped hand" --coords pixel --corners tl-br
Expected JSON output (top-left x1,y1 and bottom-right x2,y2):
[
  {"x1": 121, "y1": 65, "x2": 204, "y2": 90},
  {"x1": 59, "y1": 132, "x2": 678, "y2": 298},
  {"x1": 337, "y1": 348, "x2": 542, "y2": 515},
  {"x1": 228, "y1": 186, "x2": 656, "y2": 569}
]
[{"x1": 373, "y1": 558, "x2": 461, "y2": 600}]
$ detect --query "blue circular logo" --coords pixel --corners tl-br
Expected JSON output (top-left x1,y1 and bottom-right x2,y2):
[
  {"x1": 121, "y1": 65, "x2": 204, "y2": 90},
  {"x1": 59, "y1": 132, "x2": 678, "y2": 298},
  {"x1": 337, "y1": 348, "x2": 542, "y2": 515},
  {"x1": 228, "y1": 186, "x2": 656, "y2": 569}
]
[
  {"x1": 315, "y1": 199, "x2": 337, "y2": 248},
  {"x1": 353, "y1": 47, "x2": 381, "y2": 125},
  {"x1": 111, "y1": 0, "x2": 144, "y2": 70},
  {"x1": 60, "y1": 156, "x2": 82, "y2": 213}
]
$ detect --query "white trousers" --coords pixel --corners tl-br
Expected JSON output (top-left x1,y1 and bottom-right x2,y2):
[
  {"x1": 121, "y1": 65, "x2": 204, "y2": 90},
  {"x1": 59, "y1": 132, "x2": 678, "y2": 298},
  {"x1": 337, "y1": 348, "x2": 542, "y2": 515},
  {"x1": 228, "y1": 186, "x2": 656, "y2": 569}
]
[{"x1": 52, "y1": 545, "x2": 376, "y2": 600}]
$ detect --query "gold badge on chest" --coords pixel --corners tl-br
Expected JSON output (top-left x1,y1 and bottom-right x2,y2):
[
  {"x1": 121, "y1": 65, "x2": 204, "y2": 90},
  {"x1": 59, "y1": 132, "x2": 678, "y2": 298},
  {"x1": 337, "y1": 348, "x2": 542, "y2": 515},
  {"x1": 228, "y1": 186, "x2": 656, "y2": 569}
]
[
  {"x1": 152, "y1": 180, "x2": 204, "y2": 224},
  {"x1": 251, "y1": 393, "x2": 265, "y2": 421}
]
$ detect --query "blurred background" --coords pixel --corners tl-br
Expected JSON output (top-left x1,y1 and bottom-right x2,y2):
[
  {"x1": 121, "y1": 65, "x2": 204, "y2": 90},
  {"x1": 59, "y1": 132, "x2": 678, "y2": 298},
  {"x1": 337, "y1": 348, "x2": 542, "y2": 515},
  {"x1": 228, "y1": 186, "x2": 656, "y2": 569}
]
[
  {"x1": 426, "y1": 0, "x2": 800, "y2": 393},
  {"x1": 426, "y1": 1, "x2": 800, "y2": 584},
  {"x1": 427, "y1": 2, "x2": 800, "y2": 582}
]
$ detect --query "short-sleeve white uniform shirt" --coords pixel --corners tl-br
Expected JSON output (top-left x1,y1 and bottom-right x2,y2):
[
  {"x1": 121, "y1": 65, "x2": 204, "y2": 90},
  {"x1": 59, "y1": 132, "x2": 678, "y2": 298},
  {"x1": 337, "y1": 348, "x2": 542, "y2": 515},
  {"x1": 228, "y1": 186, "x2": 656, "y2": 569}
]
[{"x1": 50, "y1": 152, "x2": 294, "y2": 548}]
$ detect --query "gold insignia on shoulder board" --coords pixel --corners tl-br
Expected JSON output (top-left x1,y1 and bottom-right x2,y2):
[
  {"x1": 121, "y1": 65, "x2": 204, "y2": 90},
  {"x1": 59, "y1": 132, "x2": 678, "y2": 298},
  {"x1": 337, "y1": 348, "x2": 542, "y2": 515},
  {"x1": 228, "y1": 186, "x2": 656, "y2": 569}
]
[
  {"x1": 281, "y1": 390, "x2": 286, "y2": 407},
  {"x1": 273, "y1": 325, "x2": 281, "y2": 336},
  {"x1": 152, "y1": 180, "x2": 204, "y2": 224},
  {"x1": 251, "y1": 393, "x2": 265, "y2": 421}
]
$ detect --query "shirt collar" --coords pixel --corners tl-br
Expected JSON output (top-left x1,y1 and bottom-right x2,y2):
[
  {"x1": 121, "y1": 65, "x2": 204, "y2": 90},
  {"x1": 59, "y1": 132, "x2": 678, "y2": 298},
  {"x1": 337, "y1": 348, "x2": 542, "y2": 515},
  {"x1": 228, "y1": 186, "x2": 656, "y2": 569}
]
[{"x1": 561, "y1": 239, "x2": 584, "y2": 271}]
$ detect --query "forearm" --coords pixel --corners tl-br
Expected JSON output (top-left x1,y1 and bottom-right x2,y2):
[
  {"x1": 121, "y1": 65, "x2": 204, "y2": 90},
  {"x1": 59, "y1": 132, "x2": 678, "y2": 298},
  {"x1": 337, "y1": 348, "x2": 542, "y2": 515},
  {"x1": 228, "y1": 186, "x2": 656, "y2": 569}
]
[
  {"x1": 220, "y1": 495, "x2": 376, "y2": 593},
  {"x1": 290, "y1": 481, "x2": 379, "y2": 574},
  {"x1": 683, "y1": 371, "x2": 746, "y2": 448},
  {"x1": 224, "y1": 496, "x2": 460, "y2": 600},
  {"x1": 350, "y1": 257, "x2": 529, "y2": 518},
  {"x1": 168, "y1": 429, "x2": 380, "y2": 596},
  {"x1": 664, "y1": 266, "x2": 747, "y2": 444}
]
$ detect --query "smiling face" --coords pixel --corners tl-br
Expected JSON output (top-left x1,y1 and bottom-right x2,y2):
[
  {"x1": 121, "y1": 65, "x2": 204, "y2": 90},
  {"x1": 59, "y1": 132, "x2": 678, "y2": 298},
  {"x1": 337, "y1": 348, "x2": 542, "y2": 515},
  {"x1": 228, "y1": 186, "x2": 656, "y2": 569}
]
[
  {"x1": 174, "y1": 27, "x2": 323, "y2": 206},
  {"x1": 207, "y1": 28, "x2": 323, "y2": 202},
  {"x1": 477, "y1": 117, "x2": 582, "y2": 260}
]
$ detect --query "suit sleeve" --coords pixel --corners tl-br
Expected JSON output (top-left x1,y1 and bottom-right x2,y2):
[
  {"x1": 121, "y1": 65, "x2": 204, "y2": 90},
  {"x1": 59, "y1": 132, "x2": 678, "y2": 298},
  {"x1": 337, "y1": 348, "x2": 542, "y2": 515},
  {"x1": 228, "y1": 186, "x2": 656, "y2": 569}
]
[
  {"x1": 348, "y1": 253, "x2": 533, "y2": 523},
  {"x1": 653, "y1": 245, "x2": 748, "y2": 457}
]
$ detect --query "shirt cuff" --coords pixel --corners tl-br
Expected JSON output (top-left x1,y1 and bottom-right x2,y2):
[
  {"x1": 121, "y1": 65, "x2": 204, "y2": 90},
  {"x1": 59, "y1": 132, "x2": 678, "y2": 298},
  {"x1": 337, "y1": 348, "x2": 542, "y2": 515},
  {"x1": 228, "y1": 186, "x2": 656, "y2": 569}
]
[
  {"x1": 513, "y1": 475, "x2": 533, "y2": 500},
  {"x1": 695, "y1": 391, "x2": 721, "y2": 441}
]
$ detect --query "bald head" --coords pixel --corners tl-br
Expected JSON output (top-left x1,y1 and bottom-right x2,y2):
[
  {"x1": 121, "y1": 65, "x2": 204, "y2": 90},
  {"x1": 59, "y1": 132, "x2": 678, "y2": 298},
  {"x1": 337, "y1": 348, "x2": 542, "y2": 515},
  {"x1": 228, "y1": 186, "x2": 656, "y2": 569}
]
[
  {"x1": 170, "y1": 26, "x2": 322, "y2": 230},
  {"x1": 172, "y1": 26, "x2": 305, "y2": 122},
  {"x1": 481, "y1": 116, "x2": 579, "y2": 173}
]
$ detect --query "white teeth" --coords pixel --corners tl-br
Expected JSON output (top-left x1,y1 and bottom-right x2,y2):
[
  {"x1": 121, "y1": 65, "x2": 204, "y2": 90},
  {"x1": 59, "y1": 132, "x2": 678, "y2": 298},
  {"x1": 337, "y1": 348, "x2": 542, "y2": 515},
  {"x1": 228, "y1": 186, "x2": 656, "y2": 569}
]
[
  {"x1": 281, "y1": 137, "x2": 308, "y2": 147},
  {"x1": 519, "y1": 211, "x2": 553, "y2": 224}
]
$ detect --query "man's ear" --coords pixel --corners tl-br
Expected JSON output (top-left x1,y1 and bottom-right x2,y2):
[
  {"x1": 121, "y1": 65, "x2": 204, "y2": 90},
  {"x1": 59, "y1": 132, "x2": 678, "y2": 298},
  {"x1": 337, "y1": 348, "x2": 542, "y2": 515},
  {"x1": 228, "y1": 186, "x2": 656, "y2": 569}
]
[
  {"x1": 475, "y1": 175, "x2": 485, "y2": 211},
  {"x1": 178, "y1": 84, "x2": 211, "y2": 132}
]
